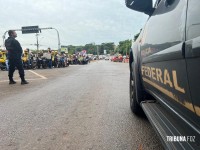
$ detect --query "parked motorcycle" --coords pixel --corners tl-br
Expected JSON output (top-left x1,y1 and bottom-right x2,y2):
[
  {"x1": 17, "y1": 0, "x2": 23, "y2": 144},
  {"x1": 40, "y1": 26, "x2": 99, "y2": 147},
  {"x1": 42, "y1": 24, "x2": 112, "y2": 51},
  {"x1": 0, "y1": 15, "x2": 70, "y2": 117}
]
[
  {"x1": 57, "y1": 57, "x2": 65, "y2": 68},
  {"x1": 31, "y1": 56, "x2": 37, "y2": 69},
  {"x1": 0, "y1": 51, "x2": 7, "y2": 70},
  {"x1": 42, "y1": 58, "x2": 48, "y2": 69},
  {"x1": 0, "y1": 59, "x2": 6, "y2": 70}
]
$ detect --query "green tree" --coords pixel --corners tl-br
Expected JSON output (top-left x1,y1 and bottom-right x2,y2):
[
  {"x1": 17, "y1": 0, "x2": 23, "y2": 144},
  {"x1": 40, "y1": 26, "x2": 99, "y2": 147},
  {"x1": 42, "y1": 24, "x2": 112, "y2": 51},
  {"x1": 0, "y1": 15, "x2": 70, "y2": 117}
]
[
  {"x1": 99, "y1": 42, "x2": 115, "y2": 55},
  {"x1": 116, "y1": 40, "x2": 132, "y2": 55},
  {"x1": 67, "y1": 45, "x2": 76, "y2": 54},
  {"x1": 83, "y1": 43, "x2": 96, "y2": 54}
]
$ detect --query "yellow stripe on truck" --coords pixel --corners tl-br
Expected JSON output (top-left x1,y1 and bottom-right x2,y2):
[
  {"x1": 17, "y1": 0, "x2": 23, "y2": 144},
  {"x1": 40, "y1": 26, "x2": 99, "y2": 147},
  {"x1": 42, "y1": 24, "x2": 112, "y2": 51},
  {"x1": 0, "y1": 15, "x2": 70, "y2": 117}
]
[{"x1": 142, "y1": 77, "x2": 196, "y2": 115}]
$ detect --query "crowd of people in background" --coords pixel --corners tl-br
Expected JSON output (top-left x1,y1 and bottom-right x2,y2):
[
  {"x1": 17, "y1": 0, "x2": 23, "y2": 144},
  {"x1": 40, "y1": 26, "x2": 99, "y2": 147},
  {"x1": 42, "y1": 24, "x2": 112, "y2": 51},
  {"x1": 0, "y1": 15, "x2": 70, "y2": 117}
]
[{"x1": 0, "y1": 48, "x2": 90, "y2": 71}]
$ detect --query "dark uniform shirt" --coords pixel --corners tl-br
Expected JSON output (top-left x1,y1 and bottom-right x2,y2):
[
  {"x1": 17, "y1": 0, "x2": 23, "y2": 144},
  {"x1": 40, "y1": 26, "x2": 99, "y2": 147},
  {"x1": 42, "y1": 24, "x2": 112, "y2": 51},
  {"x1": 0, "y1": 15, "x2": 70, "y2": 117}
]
[{"x1": 5, "y1": 37, "x2": 23, "y2": 60}]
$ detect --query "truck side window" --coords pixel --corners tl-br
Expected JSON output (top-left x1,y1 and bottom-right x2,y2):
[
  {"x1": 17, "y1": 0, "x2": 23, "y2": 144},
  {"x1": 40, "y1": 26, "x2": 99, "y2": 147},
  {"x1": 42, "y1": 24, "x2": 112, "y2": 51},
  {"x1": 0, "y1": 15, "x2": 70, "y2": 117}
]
[
  {"x1": 142, "y1": 0, "x2": 185, "y2": 56},
  {"x1": 186, "y1": 0, "x2": 200, "y2": 40}
]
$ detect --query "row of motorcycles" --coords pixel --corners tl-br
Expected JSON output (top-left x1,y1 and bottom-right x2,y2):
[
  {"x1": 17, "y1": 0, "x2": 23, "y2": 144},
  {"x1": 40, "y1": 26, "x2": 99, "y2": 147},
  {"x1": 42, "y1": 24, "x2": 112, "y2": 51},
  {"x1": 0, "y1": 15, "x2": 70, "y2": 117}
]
[
  {"x1": 22, "y1": 50, "x2": 70, "y2": 70},
  {"x1": 22, "y1": 56, "x2": 69, "y2": 70},
  {"x1": 37, "y1": 57, "x2": 69, "y2": 69},
  {"x1": 68, "y1": 55, "x2": 90, "y2": 65},
  {"x1": 0, "y1": 50, "x2": 90, "y2": 71},
  {"x1": 0, "y1": 51, "x2": 70, "y2": 71}
]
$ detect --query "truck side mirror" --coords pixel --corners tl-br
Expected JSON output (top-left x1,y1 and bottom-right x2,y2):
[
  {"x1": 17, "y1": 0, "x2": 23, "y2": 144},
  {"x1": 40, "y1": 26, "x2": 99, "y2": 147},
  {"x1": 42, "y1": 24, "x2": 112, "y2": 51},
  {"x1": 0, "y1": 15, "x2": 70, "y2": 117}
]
[{"x1": 125, "y1": 0, "x2": 154, "y2": 15}]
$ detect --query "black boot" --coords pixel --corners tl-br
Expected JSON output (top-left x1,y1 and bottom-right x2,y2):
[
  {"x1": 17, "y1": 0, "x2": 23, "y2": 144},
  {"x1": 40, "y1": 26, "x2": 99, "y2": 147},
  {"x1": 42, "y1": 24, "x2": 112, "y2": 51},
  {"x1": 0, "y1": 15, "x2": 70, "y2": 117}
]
[
  {"x1": 9, "y1": 80, "x2": 17, "y2": 84},
  {"x1": 21, "y1": 80, "x2": 29, "y2": 85},
  {"x1": 9, "y1": 76, "x2": 16, "y2": 84},
  {"x1": 20, "y1": 76, "x2": 29, "y2": 85}
]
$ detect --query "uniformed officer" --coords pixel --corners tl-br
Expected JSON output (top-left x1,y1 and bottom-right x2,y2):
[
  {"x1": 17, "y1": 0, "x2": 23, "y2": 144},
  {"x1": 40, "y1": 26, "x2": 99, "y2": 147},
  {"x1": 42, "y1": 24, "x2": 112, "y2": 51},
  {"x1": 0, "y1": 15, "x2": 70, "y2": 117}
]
[{"x1": 5, "y1": 30, "x2": 28, "y2": 85}]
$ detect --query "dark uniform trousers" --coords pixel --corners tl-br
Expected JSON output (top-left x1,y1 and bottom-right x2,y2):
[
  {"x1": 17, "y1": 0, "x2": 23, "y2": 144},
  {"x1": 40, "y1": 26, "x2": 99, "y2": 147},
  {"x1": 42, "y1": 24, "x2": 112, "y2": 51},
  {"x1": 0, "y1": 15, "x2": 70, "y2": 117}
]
[{"x1": 8, "y1": 58, "x2": 25, "y2": 80}]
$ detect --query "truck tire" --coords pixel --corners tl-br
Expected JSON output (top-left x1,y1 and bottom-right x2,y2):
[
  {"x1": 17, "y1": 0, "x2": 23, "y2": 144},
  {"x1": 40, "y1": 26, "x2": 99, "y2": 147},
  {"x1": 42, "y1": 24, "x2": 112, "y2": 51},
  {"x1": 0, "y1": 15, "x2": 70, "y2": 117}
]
[{"x1": 130, "y1": 62, "x2": 144, "y2": 115}]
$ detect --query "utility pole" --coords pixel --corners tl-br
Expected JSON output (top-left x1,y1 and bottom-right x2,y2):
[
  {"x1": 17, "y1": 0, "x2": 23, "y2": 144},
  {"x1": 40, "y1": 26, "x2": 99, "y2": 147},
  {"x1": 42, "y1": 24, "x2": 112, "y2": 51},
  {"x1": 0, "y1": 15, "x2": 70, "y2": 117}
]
[
  {"x1": 126, "y1": 40, "x2": 128, "y2": 56},
  {"x1": 36, "y1": 33, "x2": 39, "y2": 51},
  {"x1": 96, "y1": 45, "x2": 99, "y2": 56},
  {"x1": 50, "y1": 27, "x2": 61, "y2": 53}
]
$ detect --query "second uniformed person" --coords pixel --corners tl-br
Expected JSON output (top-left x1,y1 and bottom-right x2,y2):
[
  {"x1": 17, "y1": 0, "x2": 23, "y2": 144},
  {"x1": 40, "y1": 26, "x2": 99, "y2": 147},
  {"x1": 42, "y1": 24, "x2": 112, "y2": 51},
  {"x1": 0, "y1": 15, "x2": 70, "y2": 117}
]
[{"x1": 5, "y1": 30, "x2": 29, "y2": 85}]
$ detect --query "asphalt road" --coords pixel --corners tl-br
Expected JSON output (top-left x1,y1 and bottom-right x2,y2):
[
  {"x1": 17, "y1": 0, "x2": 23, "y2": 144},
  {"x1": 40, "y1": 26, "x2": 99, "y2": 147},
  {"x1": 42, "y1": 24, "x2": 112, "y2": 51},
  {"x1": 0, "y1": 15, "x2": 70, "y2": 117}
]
[{"x1": 0, "y1": 60, "x2": 163, "y2": 150}]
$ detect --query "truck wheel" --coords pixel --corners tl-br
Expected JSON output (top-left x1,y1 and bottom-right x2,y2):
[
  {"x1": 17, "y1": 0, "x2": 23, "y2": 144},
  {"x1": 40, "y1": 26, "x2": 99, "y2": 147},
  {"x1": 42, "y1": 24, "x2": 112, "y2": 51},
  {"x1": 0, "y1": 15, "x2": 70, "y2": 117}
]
[{"x1": 130, "y1": 65, "x2": 144, "y2": 115}]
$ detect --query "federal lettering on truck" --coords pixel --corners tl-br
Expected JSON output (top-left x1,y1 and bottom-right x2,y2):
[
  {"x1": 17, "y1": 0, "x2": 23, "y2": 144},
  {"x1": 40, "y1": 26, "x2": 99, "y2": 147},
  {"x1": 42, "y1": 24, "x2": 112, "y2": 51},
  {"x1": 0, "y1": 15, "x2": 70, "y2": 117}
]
[
  {"x1": 141, "y1": 66, "x2": 185, "y2": 93},
  {"x1": 141, "y1": 65, "x2": 197, "y2": 114}
]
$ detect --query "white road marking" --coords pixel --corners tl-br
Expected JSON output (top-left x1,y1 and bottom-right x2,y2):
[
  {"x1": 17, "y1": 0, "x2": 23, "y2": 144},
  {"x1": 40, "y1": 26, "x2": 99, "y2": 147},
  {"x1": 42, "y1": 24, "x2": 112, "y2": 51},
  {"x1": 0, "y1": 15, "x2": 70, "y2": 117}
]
[
  {"x1": 28, "y1": 70, "x2": 47, "y2": 79},
  {"x1": 0, "y1": 78, "x2": 46, "y2": 83},
  {"x1": 0, "y1": 70, "x2": 47, "y2": 83}
]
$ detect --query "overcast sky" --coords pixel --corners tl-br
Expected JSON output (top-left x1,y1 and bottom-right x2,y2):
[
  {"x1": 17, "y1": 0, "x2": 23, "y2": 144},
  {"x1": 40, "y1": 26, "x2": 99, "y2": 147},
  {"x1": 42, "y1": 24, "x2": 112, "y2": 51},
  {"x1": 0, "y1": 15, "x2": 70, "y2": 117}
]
[{"x1": 0, "y1": 0, "x2": 148, "y2": 50}]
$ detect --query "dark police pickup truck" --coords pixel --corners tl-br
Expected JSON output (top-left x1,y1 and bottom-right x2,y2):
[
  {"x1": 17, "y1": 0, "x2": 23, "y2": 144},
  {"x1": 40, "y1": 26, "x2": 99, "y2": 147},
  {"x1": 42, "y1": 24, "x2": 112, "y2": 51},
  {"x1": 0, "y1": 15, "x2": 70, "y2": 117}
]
[{"x1": 126, "y1": 0, "x2": 200, "y2": 149}]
